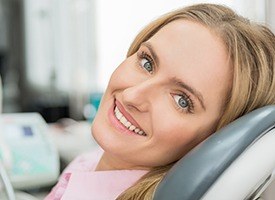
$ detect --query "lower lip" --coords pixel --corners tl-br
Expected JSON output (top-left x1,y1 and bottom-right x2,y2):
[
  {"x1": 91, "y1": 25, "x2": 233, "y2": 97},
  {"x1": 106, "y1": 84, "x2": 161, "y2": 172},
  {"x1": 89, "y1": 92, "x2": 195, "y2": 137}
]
[{"x1": 108, "y1": 101, "x2": 139, "y2": 136}]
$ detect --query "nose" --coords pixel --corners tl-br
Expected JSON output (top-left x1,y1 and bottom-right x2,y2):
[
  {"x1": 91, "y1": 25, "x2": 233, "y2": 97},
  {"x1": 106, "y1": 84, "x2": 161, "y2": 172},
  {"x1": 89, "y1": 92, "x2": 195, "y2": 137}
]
[{"x1": 121, "y1": 80, "x2": 156, "y2": 113}]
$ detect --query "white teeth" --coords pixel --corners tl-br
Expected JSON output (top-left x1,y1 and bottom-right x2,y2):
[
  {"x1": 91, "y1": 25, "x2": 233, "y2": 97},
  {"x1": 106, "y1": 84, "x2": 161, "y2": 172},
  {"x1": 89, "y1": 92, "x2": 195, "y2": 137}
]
[
  {"x1": 115, "y1": 107, "x2": 122, "y2": 119},
  {"x1": 138, "y1": 131, "x2": 144, "y2": 135},
  {"x1": 134, "y1": 128, "x2": 140, "y2": 133},
  {"x1": 120, "y1": 116, "x2": 127, "y2": 124},
  {"x1": 115, "y1": 111, "x2": 122, "y2": 120},
  {"x1": 129, "y1": 125, "x2": 136, "y2": 131},
  {"x1": 125, "y1": 121, "x2": 131, "y2": 128},
  {"x1": 114, "y1": 106, "x2": 146, "y2": 136}
]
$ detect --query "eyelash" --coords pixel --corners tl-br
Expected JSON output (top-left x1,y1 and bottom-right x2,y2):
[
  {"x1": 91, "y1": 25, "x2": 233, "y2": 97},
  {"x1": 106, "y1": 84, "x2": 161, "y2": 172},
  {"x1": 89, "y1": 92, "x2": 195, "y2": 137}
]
[
  {"x1": 137, "y1": 51, "x2": 155, "y2": 73},
  {"x1": 173, "y1": 92, "x2": 195, "y2": 114}
]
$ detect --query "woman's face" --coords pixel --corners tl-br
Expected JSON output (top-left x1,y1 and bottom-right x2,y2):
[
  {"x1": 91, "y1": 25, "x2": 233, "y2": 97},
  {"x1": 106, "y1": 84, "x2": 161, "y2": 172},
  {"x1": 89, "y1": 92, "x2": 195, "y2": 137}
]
[{"x1": 92, "y1": 20, "x2": 232, "y2": 170}]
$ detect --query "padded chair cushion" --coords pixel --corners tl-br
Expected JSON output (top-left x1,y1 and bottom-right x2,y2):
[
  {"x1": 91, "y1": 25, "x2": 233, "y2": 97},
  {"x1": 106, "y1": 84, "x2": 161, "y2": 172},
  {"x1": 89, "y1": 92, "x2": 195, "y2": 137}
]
[{"x1": 153, "y1": 105, "x2": 275, "y2": 200}]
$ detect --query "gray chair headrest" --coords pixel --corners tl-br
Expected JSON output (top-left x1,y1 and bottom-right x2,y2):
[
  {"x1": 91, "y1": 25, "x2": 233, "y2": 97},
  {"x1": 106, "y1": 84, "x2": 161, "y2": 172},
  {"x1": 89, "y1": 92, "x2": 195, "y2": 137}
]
[{"x1": 153, "y1": 105, "x2": 275, "y2": 200}]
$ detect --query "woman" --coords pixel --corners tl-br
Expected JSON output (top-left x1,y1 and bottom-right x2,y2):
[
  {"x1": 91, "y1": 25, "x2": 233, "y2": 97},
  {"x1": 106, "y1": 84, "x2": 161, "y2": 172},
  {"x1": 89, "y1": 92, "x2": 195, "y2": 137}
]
[{"x1": 46, "y1": 3, "x2": 275, "y2": 200}]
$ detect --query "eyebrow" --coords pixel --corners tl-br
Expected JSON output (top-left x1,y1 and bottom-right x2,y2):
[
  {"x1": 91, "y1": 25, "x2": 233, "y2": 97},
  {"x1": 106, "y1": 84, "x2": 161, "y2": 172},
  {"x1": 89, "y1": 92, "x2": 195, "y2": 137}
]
[
  {"x1": 140, "y1": 42, "x2": 160, "y2": 67},
  {"x1": 171, "y1": 77, "x2": 206, "y2": 111}
]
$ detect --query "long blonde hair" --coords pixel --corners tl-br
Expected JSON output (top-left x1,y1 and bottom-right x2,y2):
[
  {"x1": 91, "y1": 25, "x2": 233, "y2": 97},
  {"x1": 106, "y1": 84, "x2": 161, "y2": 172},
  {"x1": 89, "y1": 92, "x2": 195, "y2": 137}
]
[{"x1": 117, "y1": 3, "x2": 275, "y2": 200}]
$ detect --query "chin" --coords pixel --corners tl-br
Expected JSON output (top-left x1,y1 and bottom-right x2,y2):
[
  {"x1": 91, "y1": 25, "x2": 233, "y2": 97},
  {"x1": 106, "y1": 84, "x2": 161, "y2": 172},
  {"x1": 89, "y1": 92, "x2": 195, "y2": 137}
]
[{"x1": 91, "y1": 112, "x2": 103, "y2": 145}]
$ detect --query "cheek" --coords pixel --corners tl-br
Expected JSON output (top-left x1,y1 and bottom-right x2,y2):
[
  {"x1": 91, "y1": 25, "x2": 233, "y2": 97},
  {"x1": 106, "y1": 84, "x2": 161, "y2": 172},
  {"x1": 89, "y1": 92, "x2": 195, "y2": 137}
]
[
  {"x1": 107, "y1": 68, "x2": 125, "y2": 91},
  {"x1": 156, "y1": 122, "x2": 197, "y2": 148},
  {"x1": 153, "y1": 118, "x2": 198, "y2": 154},
  {"x1": 154, "y1": 110, "x2": 199, "y2": 140},
  {"x1": 108, "y1": 60, "x2": 133, "y2": 86},
  {"x1": 152, "y1": 114, "x2": 216, "y2": 160},
  {"x1": 107, "y1": 56, "x2": 145, "y2": 92}
]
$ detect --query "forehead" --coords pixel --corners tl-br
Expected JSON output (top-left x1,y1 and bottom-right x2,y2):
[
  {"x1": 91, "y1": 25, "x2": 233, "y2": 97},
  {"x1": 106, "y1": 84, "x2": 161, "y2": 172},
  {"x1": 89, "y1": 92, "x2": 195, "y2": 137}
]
[
  {"x1": 148, "y1": 20, "x2": 228, "y2": 70},
  {"x1": 147, "y1": 20, "x2": 232, "y2": 109}
]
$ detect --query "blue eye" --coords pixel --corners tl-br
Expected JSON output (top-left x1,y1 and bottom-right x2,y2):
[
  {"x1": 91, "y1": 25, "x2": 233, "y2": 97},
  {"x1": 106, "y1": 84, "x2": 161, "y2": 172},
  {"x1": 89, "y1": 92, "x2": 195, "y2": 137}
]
[
  {"x1": 173, "y1": 94, "x2": 194, "y2": 113},
  {"x1": 137, "y1": 51, "x2": 154, "y2": 73},
  {"x1": 141, "y1": 58, "x2": 153, "y2": 73},
  {"x1": 174, "y1": 95, "x2": 189, "y2": 108}
]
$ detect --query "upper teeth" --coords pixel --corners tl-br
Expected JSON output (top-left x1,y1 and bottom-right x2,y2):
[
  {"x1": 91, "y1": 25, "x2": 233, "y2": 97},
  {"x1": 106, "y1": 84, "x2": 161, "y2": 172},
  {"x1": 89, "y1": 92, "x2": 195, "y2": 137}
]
[{"x1": 114, "y1": 106, "x2": 146, "y2": 136}]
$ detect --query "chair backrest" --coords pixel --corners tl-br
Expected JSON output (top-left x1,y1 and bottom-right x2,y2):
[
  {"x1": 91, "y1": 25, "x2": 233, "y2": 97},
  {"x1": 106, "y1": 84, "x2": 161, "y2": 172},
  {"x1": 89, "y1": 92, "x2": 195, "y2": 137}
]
[{"x1": 153, "y1": 105, "x2": 275, "y2": 200}]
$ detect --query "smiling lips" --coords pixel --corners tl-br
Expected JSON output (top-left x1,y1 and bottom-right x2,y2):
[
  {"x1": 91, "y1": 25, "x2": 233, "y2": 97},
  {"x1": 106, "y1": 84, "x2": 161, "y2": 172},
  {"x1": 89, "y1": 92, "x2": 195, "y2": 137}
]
[{"x1": 114, "y1": 101, "x2": 147, "y2": 136}]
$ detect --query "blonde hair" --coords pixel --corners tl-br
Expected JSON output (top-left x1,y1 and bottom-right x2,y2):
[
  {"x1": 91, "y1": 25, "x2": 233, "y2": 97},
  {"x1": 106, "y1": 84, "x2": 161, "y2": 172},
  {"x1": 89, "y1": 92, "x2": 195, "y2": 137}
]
[{"x1": 117, "y1": 3, "x2": 275, "y2": 200}]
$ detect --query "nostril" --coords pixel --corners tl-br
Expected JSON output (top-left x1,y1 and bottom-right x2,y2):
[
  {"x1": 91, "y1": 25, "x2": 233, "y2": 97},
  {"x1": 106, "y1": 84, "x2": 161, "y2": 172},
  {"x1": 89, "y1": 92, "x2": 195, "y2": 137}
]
[
  {"x1": 126, "y1": 104, "x2": 140, "y2": 112},
  {"x1": 121, "y1": 85, "x2": 151, "y2": 113}
]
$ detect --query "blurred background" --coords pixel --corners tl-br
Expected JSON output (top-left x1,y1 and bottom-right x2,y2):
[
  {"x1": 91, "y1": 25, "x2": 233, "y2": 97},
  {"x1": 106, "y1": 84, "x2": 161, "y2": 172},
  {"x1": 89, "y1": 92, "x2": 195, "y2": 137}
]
[
  {"x1": 0, "y1": 0, "x2": 274, "y2": 123},
  {"x1": 0, "y1": 0, "x2": 274, "y2": 199}
]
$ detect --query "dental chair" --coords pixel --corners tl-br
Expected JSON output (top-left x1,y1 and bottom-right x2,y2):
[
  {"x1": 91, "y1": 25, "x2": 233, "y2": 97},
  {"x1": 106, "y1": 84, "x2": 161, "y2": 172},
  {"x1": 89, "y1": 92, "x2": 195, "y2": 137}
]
[
  {"x1": 0, "y1": 161, "x2": 38, "y2": 200},
  {"x1": 0, "y1": 76, "x2": 39, "y2": 200},
  {"x1": 154, "y1": 105, "x2": 275, "y2": 200}
]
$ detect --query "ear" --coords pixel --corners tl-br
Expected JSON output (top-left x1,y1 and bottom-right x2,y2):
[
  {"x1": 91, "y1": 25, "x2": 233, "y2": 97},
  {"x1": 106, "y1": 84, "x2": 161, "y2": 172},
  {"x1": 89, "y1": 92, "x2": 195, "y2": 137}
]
[{"x1": 154, "y1": 105, "x2": 275, "y2": 200}]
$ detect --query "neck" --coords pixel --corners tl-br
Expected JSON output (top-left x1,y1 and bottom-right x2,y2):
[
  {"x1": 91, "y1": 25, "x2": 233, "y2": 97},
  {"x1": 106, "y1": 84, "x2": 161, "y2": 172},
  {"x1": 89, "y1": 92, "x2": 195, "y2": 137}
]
[{"x1": 95, "y1": 152, "x2": 149, "y2": 171}]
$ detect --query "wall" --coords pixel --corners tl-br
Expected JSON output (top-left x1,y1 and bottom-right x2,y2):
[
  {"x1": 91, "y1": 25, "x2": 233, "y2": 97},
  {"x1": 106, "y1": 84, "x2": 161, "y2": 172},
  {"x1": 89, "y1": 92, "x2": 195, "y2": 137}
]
[
  {"x1": 24, "y1": 0, "x2": 96, "y2": 93},
  {"x1": 266, "y1": 0, "x2": 275, "y2": 33},
  {"x1": 23, "y1": 0, "x2": 97, "y2": 119},
  {"x1": 95, "y1": 0, "x2": 267, "y2": 91},
  {"x1": 0, "y1": 0, "x2": 8, "y2": 51}
]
